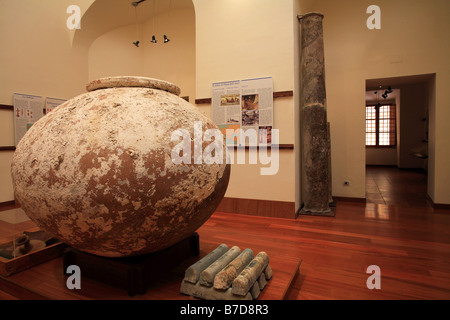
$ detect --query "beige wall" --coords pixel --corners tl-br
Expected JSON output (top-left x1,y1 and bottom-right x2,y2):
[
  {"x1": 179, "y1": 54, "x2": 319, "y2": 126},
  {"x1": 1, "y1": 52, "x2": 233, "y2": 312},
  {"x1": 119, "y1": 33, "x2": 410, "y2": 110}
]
[
  {"x1": 88, "y1": 7, "x2": 196, "y2": 100},
  {"x1": 193, "y1": 0, "x2": 300, "y2": 208},
  {"x1": 0, "y1": 0, "x2": 304, "y2": 209},
  {"x1": 0, "y1": 0, "x2": 94, "y2": 104},
  {"x1": 312, "y1": 0, "x2": 450, "y2": 203},
  {"x1": 1, "y1": 0, "x2": 449, "y2": 206},
  {"x1": 0, "y1": 0, "x2": 195, "y2": 203},
  {"x1": 0, "y1": 0, "x2": 94, "y2": 203},
  {"x1": 397, "y1": 83, "x2": 429, "y2": 169},
  {"x1": 427, "y1": 76, "x2": 436, "y2": 200}
]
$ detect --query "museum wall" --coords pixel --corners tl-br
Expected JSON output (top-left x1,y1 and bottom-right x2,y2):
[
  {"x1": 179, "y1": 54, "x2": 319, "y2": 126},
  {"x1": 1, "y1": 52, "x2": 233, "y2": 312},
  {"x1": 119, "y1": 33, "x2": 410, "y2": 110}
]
[
  {"x1": 0, "y1": 0, "x2": 94, "y2": 203},
  {"x1": 0, "y1": 0, "x2": 94, "y2": 104},
  {"x1": 0, "y1": 0, "x2": 302, "y2": 211},
  {"x1": 396, "y1": 83, "x2": 429, "y2": 169},
  {"x1": 311, "y1": 0, "x2": 450, "y2": 204},
  {"x1": 193, "y1": 0, "x2": 302, "y2": 211},
  {"x1": 365, "y1": 148, "x2": 397, "y2": 167},
  {"x1": 0, "y1": 1, "x2": 196, "y2": 204},
  {"x1": 1, "y1": 0, "x2": 449, "y2": 207},
  {"x1": 88, "y1": 7, "x2": 196, "y2": 100}
]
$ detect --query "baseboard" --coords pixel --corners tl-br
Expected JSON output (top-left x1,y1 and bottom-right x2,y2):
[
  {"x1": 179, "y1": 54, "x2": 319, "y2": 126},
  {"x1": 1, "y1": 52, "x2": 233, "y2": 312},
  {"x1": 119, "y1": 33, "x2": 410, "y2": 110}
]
[
  {"x1": 332, "y1": 196, "x2": 366, "y2": 203},
  {"x1": 426, "y1": 194, "x2": 450, "y2": 210},
  {"x1": 216, "y1": 197, "x2": 296, "y2": 219},
  {"x1": 0, "y1": 200, "x2": 17, "y2": 209},
  {"x1": 4, "y1": 198, "x2": 298, "y2": 218}
]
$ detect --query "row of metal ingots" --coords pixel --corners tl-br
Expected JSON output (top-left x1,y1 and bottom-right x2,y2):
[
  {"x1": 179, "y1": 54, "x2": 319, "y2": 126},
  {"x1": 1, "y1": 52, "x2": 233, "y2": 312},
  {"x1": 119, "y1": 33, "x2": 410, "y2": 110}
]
[{"x1": 180, "y1": 244, "x2": 272, "y2": 300}]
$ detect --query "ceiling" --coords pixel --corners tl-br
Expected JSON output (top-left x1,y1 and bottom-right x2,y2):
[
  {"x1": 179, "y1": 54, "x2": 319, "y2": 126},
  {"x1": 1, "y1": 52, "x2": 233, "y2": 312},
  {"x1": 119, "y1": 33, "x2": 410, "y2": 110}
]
[
  {"x1": 74, "y1": 0, "x2": 194, "y2": 46},
  {"x1": 366, "y1": 73, "x2": 435, "y2": 91},
  {"x1": 365, "y1": 88, "x2": 399, "y2": 104}
]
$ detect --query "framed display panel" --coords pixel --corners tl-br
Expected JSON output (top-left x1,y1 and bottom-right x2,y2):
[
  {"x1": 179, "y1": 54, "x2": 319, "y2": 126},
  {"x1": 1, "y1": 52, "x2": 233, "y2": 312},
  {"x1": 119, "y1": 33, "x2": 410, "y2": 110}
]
[{"x1": 0, "y1": 207, "x2": 66, "y2": 276}]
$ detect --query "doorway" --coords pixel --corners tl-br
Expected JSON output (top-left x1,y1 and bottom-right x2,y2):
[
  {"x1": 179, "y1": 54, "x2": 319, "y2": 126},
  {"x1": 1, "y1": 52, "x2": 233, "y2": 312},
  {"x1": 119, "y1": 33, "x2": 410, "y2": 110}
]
[{"x1": 365, "y1": 74, "x2": 435, "y2": 206}]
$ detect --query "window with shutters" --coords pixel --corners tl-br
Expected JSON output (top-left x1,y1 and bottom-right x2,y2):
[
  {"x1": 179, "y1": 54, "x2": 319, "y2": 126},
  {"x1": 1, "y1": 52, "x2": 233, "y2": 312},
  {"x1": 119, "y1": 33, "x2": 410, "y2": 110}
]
[{"x1": 365, "y1": 105, "x2": 396, "y2": 147}]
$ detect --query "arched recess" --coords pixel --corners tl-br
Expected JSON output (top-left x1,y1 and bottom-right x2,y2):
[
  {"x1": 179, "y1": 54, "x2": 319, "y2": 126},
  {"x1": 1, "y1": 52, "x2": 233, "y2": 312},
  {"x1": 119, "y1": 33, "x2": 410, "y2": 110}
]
[{"x1": 72, "y1": 0, "x2": 196, "y2": 98}]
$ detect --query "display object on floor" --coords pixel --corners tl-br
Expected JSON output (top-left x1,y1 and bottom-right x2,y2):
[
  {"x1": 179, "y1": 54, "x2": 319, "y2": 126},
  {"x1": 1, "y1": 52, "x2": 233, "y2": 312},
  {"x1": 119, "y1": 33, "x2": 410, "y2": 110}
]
[
  {"x1": 180, "y1": 244, "x2": 272, "y2": 300},
  {"x1": 11, "y1": 76, "x2": 230, "y2": 258}
]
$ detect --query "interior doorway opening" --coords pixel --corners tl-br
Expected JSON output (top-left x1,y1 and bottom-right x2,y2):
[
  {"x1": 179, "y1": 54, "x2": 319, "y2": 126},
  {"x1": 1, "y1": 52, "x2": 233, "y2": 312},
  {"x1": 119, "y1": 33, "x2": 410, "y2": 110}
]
[{"x1": 365, "y1": 74, "x2": 435, "y2": 206}]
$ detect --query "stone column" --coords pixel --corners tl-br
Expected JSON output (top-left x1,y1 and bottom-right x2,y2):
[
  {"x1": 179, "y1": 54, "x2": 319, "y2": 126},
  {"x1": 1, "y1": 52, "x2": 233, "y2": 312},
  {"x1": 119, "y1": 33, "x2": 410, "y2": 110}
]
[
  {"x1": 299, "y1": 12, "x2": 331, "y2": 215},
  {"x1": 327, "y1": 122, "x2": 334, "y2": 205}
]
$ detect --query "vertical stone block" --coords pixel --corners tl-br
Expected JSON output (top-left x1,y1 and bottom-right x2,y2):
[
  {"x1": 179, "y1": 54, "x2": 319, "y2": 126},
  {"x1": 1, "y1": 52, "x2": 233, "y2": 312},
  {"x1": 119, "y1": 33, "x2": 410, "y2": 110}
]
[
  {"x1": 258, "y1": 272, "x2": 267, "y2": 290},
  {"x1": 250, "y1": 281, "x2": 261, "y2": 299},
  {"x1": 300, "y1": 12, "x2": 331, "y2": 215},
  {"x1": 264, "y1": 264, "x2": 273, "y2": 280},
  {"x1": 327, "y1": 122, "x2": 334, "y2": 204}
]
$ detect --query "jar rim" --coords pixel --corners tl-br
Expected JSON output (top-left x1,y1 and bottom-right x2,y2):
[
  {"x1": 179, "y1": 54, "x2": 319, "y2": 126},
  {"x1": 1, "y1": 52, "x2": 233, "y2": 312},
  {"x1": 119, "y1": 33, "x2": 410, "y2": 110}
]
[{"x1": 86, "y1": 76, "x2": 181, "y2": 96}]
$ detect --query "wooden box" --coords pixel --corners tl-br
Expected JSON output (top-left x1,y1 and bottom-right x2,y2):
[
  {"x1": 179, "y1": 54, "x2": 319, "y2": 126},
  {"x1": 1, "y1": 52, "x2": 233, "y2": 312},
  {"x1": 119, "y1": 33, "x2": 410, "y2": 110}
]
[
  {"x1": 0, "y1": 239, "x2": 67, "y2": 277},
  {"x1": 0, "y1": 207, "x2": 67, "y2": 277}
]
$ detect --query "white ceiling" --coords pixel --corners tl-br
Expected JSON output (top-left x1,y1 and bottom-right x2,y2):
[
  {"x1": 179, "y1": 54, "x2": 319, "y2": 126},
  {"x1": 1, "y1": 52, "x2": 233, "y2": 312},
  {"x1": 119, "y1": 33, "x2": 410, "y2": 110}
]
[
  {"x1": 365, "y1": 88, "x2": 399, "y2": 104},
  {"x1": 366, "y1": 73, "x2": 435, "y2": 91},
  {"x1": 74, "y1": 0, "x2": 194, "y2": 46}
]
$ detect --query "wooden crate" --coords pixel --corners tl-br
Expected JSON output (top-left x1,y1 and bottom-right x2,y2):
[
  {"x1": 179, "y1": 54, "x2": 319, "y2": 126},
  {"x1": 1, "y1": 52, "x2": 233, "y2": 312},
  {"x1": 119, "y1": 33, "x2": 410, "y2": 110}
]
[
  {"x1": 0, "y1": 208, "x2": 67, "y2": 277},
  {"x1": 0, "y1": 233, "x2": 66, "y2": 277}
]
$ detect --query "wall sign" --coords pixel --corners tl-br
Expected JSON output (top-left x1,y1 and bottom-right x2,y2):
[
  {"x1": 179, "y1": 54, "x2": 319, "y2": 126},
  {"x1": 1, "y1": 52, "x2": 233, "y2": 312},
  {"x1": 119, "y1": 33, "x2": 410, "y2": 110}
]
[
  {"x1": 211, "y1": 77, "x2": 274, "y2": 146},
  {"x1": 13, "y1": 94, "x2": 66, "y2": 145}
]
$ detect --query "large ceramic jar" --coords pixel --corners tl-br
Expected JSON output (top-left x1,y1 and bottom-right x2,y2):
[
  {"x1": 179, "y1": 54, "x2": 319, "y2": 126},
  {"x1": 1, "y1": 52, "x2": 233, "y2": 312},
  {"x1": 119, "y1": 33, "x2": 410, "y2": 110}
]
[{"x1": 11, "y1": 76, "x2": 230, "y2": 257}]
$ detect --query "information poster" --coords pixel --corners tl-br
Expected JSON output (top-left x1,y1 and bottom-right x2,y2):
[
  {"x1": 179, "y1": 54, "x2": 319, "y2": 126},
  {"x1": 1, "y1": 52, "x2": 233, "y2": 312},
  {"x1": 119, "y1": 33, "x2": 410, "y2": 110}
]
[
  {"x1": 45, "y1": 97, "x2": 66, "y2": 115},
  {"x1": 212, "y1": 77, "x2": 273, "y2": 146},
  {"x1": 13, "y1": 93, "x2": 44, "y2": 146},
  {"x1": 13, "y1": 94, "x2": 66, "y2": 145}
]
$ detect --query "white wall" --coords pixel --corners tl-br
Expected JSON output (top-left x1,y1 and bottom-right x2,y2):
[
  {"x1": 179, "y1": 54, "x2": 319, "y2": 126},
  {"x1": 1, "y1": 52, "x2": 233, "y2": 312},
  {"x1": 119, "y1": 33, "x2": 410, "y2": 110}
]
[
  {"x1": 312, "y1": 0, "x2": 450, "y2": 203},
  {"x1": 397, "y1": 83, "x2": 428, "y2": 169},
  {"x1": 1, "y1": 0, "x2": 449, "y2": 206},
  {"x1": 88, "y1": 7, "x2": 196, "y2": 99},
  {"x1": 0, "y1": 0, "x2": 94, "y2": 203},
  {"x1": 193, "y1": 0, "x2": 300, "y2": 208}
]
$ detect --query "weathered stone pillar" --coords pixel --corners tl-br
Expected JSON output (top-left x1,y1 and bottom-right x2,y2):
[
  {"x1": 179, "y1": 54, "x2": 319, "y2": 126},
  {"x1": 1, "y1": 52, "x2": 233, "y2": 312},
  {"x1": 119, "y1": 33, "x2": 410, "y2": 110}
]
[
  {"x1": 299, "y1": 12, "x2": 331, "y2": 215},
  {"x1": 327, "y1": 122, "x2": 334, "y2": 205}
]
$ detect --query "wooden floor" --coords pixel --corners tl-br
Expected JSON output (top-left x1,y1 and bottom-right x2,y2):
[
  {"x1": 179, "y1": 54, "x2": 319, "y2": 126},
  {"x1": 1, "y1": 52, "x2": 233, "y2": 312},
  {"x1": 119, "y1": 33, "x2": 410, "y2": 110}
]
[
  {"x1": 1, "y1": 166, "x2": 450, "y2": 300},
  {"x1": 286, "y1": 166, "x2": 450, "y2": 299}
]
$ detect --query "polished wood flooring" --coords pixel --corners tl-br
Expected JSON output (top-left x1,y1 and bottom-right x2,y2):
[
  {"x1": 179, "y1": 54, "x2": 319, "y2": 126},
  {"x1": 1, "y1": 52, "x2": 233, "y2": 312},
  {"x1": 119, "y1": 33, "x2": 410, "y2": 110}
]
[
  {"x1": 1, "y1": 166, "x2": 450, "y2": 300},
  {"x1": 285, "y1": 165, "x2": 450, "y2": 299}
]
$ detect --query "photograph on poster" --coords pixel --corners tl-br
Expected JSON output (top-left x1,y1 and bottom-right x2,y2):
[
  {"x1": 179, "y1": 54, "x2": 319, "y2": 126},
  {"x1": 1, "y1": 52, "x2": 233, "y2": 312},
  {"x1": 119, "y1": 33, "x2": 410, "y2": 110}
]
[
  {"x1": 259, "y1": 126, "x2": 272, "y2": 144},
  {"x1": 242, "y1": 110, "x2": 259, "y2": 126},
  {"x1": 242, "y1": 94, "x2": 259, "y2": 111},
  {"x1": 220, "y1": 94, "x2": 240, "y2": 106}
]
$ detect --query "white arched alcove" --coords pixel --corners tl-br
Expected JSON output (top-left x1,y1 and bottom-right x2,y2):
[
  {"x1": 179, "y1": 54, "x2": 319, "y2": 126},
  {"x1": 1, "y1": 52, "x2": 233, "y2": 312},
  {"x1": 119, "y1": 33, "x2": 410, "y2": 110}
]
[{"x1": 73, "y1": 0, "x2": 196, "y2": 99}]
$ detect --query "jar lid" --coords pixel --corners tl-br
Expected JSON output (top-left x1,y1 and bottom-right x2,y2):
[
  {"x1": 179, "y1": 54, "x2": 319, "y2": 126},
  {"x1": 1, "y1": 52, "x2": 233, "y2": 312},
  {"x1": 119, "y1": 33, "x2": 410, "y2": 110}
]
[{"x1": 86, "y1": 76, "x2": 181, "y2": 96}]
